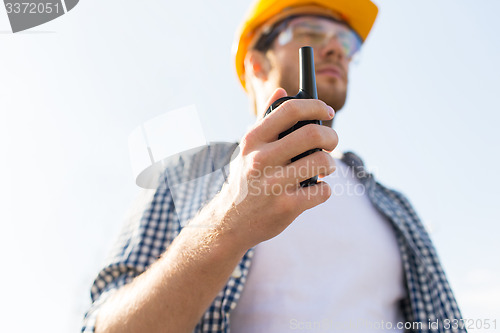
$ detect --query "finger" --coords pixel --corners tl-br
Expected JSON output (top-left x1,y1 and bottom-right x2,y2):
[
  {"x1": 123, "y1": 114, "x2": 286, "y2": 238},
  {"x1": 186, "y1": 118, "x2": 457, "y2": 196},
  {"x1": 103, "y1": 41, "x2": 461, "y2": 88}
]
[
  {"x1": 283, "y1": 150, "x2": 336, "y2": 184},
  {"x1": 287, "y1": 181, "x2": 332, "y2": 211},
  {"x1": 262, "y1": 88, "x2": 288, "y2": 116},
  {"x1": 268, "y1": 124, "x2": 338, "y2": 164},
  {"x1": 257, "y1": 99, "x2": 335, "y2": 142},
  {"x1": 240, "y1": 88, "x2": 288, "y2": 150}
]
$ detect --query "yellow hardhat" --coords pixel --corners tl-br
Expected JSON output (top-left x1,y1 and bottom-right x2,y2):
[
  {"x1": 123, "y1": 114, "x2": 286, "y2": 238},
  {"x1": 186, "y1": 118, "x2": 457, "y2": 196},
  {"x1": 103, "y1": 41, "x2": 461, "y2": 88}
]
[{"x1": 233, "y1": 0, "x2": 379, "y2": 90}]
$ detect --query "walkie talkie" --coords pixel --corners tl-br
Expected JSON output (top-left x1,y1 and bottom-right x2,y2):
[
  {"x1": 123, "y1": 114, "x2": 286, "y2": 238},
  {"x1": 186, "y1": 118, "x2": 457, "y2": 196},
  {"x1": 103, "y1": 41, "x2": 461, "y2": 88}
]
[{"x1": 264, "y1": 46, "x2": 321, "y2": 187}]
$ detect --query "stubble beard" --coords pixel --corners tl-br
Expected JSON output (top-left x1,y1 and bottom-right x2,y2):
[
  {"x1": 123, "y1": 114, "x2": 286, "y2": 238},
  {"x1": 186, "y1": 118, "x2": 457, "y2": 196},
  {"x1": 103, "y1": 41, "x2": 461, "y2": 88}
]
[{"x1": 277, "y1": 71, "x2": 347, "y2": 129}]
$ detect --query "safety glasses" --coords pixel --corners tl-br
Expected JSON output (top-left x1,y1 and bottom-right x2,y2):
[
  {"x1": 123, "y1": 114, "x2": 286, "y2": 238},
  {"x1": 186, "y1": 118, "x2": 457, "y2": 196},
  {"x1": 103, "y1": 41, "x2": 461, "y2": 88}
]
[{"x1": 275, "y1": 16, "x2": 362, "y2": 60}]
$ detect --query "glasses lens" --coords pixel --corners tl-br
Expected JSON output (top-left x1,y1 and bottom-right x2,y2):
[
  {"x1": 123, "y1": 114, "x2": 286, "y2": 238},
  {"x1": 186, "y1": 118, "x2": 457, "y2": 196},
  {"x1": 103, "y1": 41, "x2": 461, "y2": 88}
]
[{"x1": 277, "y1": 17, "x2": 361, "y2": 59}]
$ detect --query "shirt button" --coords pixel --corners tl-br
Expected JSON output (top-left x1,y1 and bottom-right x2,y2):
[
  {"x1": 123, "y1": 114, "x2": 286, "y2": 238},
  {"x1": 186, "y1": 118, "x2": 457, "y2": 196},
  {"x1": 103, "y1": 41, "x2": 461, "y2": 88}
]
[{"x1": 231, "y1": 265, "x2": 242, "y2": 278}]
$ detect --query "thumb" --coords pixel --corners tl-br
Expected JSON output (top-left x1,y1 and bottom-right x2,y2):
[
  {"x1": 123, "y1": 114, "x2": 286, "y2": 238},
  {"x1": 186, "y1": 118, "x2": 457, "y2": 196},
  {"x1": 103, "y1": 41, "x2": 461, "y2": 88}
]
[{"x1": 262, "y1": 88, "x2": 288, "y2": 117}]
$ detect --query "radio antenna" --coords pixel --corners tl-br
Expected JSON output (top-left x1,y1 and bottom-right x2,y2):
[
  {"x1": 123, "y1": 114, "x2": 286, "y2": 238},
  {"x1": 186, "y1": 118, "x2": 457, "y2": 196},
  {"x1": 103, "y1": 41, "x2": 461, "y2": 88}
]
[{"x1": 299, "y1": 46, "x2": 318, "y2": 99}]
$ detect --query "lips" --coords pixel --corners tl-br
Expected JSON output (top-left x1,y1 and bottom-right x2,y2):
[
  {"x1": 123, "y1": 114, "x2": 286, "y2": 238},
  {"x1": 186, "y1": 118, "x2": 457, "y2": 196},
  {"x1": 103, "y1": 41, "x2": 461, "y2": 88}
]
[{"x1": 316, "y1": 65, "x2": 345, "y2": 80}]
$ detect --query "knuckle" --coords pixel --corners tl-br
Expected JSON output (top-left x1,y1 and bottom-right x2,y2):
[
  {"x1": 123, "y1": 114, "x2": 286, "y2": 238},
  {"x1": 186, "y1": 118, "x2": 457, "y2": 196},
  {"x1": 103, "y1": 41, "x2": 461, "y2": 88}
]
[
  {"x1": 279, "y1": 99, "x2": 298, "y2": 118},
  {"x1": 317, "y1": 151, "x2": 331, "y2": 166},
  {"x1": 240, "y1": 129, "x2": 259, "y2": 155},
  {"x1": 276, "y1": 195, "x2": 295, "y2": 214},
  {"x1": 318, "y1": 183, "x2": 332, "y2": 202},
  {"x1": 310, "y1": 152, "x2": 333, "y2": 176},
  {"x1": 304, "y1": 124, "x2": 322, "y2": 142},
  {"x1": 239, "y1": 137, "x2": 252, "y2": 155},
  {"x1": 248, "y1": 151, "x2": 266, "y2": 170}
]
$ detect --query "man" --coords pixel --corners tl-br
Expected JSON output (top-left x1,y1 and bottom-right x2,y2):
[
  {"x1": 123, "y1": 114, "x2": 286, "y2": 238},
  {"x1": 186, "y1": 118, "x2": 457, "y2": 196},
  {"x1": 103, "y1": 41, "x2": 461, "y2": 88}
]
[{"x1": 83, "y1": 0, "x2": 465, "y2": 332}]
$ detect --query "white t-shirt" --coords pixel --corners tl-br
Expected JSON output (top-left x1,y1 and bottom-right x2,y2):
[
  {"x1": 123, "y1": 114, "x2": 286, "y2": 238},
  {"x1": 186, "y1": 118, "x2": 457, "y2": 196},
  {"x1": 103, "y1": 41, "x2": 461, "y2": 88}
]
[{"x1": 229, "y1": 157, "x2": 406, "y2": 332}]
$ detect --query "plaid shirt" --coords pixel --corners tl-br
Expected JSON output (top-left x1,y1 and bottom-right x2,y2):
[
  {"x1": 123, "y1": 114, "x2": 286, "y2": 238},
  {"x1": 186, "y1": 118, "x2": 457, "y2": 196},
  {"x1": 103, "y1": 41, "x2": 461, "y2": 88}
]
[{"x1": 82, "y1": 142, "x2": 465, "y2": 333}]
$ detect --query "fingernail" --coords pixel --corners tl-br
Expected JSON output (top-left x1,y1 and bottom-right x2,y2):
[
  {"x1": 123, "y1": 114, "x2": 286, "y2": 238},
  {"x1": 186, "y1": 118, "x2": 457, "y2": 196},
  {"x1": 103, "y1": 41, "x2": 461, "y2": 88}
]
[{"x1": 328, "y1": 106, "x2": 335, "y2": 118}]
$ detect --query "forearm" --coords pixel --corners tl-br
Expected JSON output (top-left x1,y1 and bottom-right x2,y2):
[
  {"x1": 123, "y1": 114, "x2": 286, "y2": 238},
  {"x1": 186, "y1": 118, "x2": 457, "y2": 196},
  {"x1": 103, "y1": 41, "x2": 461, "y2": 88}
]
[
  {"x1": 94, "y1": 94, "x2": 338, "y2": 332},
  {"x1": 95, "y1": 194, "x2": 247, "y2": 333}
]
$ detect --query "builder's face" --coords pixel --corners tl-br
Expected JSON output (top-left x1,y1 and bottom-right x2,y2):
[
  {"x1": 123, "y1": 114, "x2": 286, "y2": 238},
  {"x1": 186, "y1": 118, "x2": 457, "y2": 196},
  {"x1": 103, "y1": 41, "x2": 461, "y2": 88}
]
[{"x1": 265, "y1": 16, "x2": 359, "y2": 122}]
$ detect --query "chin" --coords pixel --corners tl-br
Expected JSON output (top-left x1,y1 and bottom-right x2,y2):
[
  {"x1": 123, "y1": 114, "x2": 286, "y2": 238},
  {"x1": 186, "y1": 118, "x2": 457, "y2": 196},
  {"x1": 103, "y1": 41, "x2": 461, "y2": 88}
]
[
  {"x1": 318, "y1": 90, "x2": 347, "y2": 111},
  {"x1": 317, "y1": 80, "x2": 347, "y2": 111}
]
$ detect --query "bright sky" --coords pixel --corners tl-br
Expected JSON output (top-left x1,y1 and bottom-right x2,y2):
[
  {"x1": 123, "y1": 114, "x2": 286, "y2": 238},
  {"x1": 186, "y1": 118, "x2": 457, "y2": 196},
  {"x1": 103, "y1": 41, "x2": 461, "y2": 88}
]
[{"x1": 1, "y1": 0, "x2": 499, "y2": 332}]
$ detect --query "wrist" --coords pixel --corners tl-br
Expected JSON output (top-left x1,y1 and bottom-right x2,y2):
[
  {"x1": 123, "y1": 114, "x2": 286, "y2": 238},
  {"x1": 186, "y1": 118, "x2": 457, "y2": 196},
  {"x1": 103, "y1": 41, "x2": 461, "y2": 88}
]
[{"x1": 182, "y1": 191, "x2": 250, "y2": 260}]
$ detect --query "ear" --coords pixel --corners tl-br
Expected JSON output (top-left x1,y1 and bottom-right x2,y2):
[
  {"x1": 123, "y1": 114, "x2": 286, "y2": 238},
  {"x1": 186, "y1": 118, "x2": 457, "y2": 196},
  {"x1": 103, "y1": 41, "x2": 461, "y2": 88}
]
[{"x1": 244, "y1": 49, "x2": 271, "y2": 81}]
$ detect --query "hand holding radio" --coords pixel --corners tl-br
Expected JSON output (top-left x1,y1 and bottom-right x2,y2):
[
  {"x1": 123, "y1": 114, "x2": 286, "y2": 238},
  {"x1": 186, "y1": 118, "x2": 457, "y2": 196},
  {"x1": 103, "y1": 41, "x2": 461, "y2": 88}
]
[
  {"x1": 220, "y1": 46, "x2": 338, "y2": 248},
  {"x1": 264, "y1": 46, "x2": 333, "y2": 187}
]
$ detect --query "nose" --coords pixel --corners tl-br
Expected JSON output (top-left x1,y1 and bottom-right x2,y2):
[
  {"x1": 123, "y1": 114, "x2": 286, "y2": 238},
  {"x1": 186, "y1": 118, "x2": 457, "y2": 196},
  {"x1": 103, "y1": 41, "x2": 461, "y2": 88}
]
[{"x1": 316, "y1": 34, "x2": 346, "y2": 62}]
